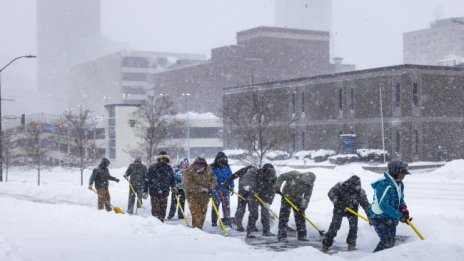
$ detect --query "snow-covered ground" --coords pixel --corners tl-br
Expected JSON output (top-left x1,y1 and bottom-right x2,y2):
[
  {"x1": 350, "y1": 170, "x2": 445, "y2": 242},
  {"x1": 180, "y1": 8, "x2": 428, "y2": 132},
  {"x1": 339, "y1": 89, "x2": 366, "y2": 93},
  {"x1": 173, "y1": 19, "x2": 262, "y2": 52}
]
[{"x1": 1, "y1": 160, "x2": 464, "y2": 261}]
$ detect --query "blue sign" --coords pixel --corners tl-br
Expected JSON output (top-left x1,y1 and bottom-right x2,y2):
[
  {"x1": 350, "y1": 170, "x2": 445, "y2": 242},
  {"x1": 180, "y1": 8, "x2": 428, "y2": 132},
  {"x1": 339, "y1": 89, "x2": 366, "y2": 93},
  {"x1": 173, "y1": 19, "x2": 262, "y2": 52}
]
[
  {"x1": 43, "y1": 123, "x2": 56, "y2": 133},
  {"x1": 340, "y1": 134, "x2": 357, "y2": 154}
]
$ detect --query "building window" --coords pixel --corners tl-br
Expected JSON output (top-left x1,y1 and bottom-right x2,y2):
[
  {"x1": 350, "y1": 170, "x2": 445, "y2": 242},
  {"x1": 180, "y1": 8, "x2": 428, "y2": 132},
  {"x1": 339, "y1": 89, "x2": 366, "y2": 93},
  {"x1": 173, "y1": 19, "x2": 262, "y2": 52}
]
[
  {"x1": 292, "y1": 92, "x2": 296, "y2": 114},
  {"x1": 338, "y1": 88, "x2": 343, "y2": 110},
  {"x1": 109, "y1": 148, "x2": 116, "y2": 159},
  {"x1": 395, "y1": 82, "x2": 401, "y2": 107},
  {"x1": 396, "y1": 130, "x2": 401, "y2": 153},
  {"x1": 121, "y1": 57, "x2": 149, "y2": 68},
  {"x1": 350, "y1": 88, "x2": 355, "y2": 111},
  {"x1": 302, "y1": 131, "x2": 305, "y2": 149},
  {"x1": 108, "y1": 127, "x2": 116, "y2": 139},
  {"x1": 412, "y1": 82, "x2": 419, "y2": 106},
  {"x1": 301, "y1": 92, "x2": 305, "y2": 113},
  {"x1": 122, "y1": 72, "x2": 147, "y2": 81},
  {"x1": 108, "y1": 106, "x2": 115, "y2": 118},
  {"x1": 414, "y1": 129, "x2": 419, "y2": 154},
  {"x1": 123, "y1": 86, "x2": 147, "y2": 95}
]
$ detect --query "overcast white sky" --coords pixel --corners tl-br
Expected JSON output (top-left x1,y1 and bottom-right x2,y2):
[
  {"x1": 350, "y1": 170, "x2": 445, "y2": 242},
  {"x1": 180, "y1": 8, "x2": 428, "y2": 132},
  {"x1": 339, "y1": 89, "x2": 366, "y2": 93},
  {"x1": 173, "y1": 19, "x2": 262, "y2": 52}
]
[{"x1": 0, "y1": 0, "x2": 463, "y2": 89}]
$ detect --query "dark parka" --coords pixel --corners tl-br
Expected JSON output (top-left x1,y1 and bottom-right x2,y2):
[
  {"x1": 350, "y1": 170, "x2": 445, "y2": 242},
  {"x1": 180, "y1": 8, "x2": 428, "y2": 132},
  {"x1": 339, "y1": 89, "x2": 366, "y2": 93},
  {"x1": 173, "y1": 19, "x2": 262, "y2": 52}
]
[
  {"x1": 124, "y1": 161, "x2": 147, "y2": 188},
  {"x1": 256, "y1": 163, "x2": 277, "y2": 203},
  {"x1": 328, "y1": 175, "x2": 370, "y2": 215},
  {"x1": 89, "y1": 166, "x2": 118, "y2": 189},
  {"x1": 143, "y1": 154, "x2": 175, "y2": 197},
  {"x1": 275, "y1": 171, "x2": 316, "y2": 209}
]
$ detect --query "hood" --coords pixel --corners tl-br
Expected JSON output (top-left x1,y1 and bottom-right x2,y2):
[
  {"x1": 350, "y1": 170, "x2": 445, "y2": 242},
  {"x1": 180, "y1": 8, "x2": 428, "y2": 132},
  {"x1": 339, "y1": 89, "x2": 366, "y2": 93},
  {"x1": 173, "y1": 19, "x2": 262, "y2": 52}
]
[
  {"x1": 299, "y1": 172, "x2": 316, "y2": 186},
  {"x1": 342, "y1": 175, "x2": 361, "y2": 191},
  {"x1": 156, "y1": 154, "x2": 171, "y2": 164}
]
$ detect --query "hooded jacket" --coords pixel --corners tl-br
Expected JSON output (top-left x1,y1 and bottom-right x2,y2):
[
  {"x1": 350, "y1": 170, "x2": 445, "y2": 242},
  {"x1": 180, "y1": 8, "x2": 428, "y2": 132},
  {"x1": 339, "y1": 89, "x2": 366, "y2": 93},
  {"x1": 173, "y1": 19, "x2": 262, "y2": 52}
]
[
  {"x1": 143, "y1": 154, "x2": 175, "y2": 197},
  {"x1": 124, "y1": 161, "x2": 147, "y2": 188},
  {"x1": 183, "y1": 157, "x2": 217, "y2": 200},
  {"x1": 369, "y1": 172, "x2": 407, "y2": 221},
  {"x1": 328, "y1": 175, "x2": 370, "y2": 215},
  {"x1": 275, "y1": 171, "x2": 316, "y2": 209},
  {"x1": 210, "y1": 152, "x2": 234, "y2": 194},
  {"x1": 89, "y1": 165, "x2": 118, "y2": 189},
  {"x1": 256, "y1": 164, "x2": 277, "y2": 203}
]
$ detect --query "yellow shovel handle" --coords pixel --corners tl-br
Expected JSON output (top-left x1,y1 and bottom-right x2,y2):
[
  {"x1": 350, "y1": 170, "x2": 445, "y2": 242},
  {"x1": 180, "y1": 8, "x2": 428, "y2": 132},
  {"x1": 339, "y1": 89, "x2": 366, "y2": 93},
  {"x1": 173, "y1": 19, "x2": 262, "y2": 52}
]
[
  {"x1": 283, "y1": 196, "x2": 323, "y2": 234},
  {"x1": 407, "y1": 219, "x2": 425, "y2": 240},
  {"x1": 254, "y1": 194, "x2": 279, "y2": 220},
  {"x1": 345, "y1": 207, "x2": 370, "y2": 223},
  {"x1": 127, "y1": 180, "x2": 143, "y2": 207},
  {"x1": 232, "y1": 190, "x2": 247, "y2": 201},
  {"x1": 210, "y1": 197, "x2": 228, "y2": 236},
  {"x1": 175, "y1": 194, "x2": 190, "y2": 227}
]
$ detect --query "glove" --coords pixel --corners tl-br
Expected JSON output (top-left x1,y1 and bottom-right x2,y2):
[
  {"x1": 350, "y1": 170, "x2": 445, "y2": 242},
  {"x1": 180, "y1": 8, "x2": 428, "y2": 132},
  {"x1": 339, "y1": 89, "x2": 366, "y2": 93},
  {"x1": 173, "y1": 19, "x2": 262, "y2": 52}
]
[
  {"x1": 298, "y1": 208, "x2": 306, "y2": 217},
  {"x1": 399, "y1": 205, "x2": 410, "y2": 223},
  {"x1": 88, "y1": 185, "x2": 93, "y2": 190},
  {"x1": 123, "y1": 175, "x2": 129, "y2": 180},
  {"x1": 115, "y1": 178, "x2": 120, "y2": 183},
  {"x1": 368, "y1": 217, "x2": 372, "y2": 226},
  {"x1": 143, "y1": 192, "x2": 148, "y2": 199},
  {"x1": 400, "y1": 214, "x2": 412, "y2": 223},
  {"x1": 274, "y1": 187, "x2": 282, "y2": 195}
]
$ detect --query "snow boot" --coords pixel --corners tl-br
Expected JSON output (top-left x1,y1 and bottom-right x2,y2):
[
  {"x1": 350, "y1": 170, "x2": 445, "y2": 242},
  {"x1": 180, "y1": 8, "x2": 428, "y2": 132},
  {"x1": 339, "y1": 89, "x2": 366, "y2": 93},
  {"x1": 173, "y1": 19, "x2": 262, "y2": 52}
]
[
  {"x1": 236, "y1": 225, "x2": 245, "y2": 232},
  {"x1": 246, "y1": 231, "x2": 256, "y2": 238},
  {"x1": 321, "y1": 245, "x2": 329, "y2": 253},
  {"x1": 278, "y1": 236, "x2": 288, "y2": 243},
  {"x1": 263, "y1": 231, "x2": 275, "y2": 237},
  {"x1": 347, "y1": 244, "x2": 357, "y2": 251},
  {"x1": 298, "y1": 236, "x2": 309, "y2": 241}
]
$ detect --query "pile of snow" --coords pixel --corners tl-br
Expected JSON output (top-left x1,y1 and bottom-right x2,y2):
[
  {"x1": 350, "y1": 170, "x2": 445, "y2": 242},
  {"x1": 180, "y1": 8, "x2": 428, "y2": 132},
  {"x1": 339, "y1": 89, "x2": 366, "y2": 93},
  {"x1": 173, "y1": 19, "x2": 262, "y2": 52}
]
[
  {"x1": 223, "y1": 149, "x2": 248, "y2": 159},
  {"x1": 265, "y1": 150, "x2": 291, "y2": 160},
  {"x1": 293, "y1": 150, "x2": 313, "y2": 160},
  {"x1": 1, "y1": 160, "x2": 464, "y2": 260}
]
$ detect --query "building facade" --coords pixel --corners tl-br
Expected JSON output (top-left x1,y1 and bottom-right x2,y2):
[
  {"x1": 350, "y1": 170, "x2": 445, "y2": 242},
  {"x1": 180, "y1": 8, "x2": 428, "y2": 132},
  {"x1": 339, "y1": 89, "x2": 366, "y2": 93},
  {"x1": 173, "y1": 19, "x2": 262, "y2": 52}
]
[
  {"x1": 153, "y1": 26, "x2": 337, "y2": 116},
  {"x1": 404, "y1": 17, "x2": 464, "y2": 66},
  {"x1": 105, "y1": 104, "x2": 223, "y2": 168},
  {"x1": 224, "y1": 65, "x2": 464, "y2": 162},
  {"x1": 68, "y1": 50, "x2": 205, "y2": 115}
]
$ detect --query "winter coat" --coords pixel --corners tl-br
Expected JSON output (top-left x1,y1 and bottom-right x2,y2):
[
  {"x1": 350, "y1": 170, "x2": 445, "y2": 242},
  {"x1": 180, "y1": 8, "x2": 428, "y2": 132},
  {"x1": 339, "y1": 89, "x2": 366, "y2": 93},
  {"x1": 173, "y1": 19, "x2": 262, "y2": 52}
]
[
  {"x1": 224, "y1": 165, "x2": 256, "y2": 193},
  {"x1": 369, "y1": 172, "x2": 407, "y2": 221},
  {"x1": 183, "y1": 158, "x2": 217, "y2": 204},
  {"x1": 124, "y1": 162, "x2": 147, "y2": 188},
  {"x1": 275, "y1": 171, "x2": 316, "y2": 209},
  {"x1": 143, "y1": 154, "x2": 175, "y2": 197},
  {"x1": 328, "y1": 175, "x2": 370, "y2": 215},
  {"x1": 89, "y1": 167, "x2": 118, "y2": 189},
  {"x1": 173, "y1": 164, "x2": 187, "y2": 190},
  {"x1": 256, "y1": 165, "x2": 277, "y2": 203},
  {"x1": 210, "y1": 151, "x2": 234, "y2": 194}
]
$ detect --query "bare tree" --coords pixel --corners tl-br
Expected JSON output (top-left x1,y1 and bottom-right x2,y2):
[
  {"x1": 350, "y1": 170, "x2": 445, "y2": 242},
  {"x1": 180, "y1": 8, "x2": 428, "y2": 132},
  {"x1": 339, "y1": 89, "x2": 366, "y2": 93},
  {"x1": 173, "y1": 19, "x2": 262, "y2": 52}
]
[
  {"x1": 129, "y1": 95, "x2": 181, "y2": 164},
  {"x1": 225, "y1": 89, "x2": 296, "y2": 167},
  {"x1": 23, "y1": 122, "x2": 53, "y2": 186},
  {"x1": 64, "y1": 108, "x2": 95, "y2": 186}
]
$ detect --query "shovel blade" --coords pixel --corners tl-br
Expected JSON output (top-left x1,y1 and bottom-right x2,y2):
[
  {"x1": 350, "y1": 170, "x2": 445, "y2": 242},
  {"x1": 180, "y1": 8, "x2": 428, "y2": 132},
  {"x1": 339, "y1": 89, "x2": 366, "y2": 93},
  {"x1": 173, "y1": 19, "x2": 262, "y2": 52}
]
[{"x1": 113, "y1": 207, "x2": 125, "y2": 214}]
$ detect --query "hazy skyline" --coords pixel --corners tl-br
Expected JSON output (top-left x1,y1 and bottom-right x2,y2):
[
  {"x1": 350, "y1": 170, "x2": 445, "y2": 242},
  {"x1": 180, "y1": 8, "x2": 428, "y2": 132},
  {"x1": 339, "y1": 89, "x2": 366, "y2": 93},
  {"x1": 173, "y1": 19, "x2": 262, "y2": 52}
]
[{"x1": 0, "y1": 0, "x2": 463, "y2": 115}]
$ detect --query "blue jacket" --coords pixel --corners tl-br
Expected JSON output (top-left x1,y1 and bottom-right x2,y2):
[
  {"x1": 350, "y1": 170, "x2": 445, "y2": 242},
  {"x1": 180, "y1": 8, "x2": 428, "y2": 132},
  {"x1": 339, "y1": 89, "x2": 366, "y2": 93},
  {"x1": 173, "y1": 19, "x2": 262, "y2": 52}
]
[
  {"x1": 212, "y1": 166, "x2": 234, "y2": 194},
  {"x1": 369, "y1": 172, "x2": 407, "y2": 221}
]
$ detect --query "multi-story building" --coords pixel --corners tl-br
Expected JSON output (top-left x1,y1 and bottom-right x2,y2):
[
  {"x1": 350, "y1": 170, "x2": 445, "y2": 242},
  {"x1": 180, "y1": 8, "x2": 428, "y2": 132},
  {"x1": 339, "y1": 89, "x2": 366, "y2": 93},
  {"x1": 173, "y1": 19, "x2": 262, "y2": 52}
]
[
  {"x1": 274, "y1": 0, "x2": 331, "y2": 32},
  {"x1": 68, "y1": 50, "x2": 206, "y2": 115},
  {"x1": 37, "y1": 0, "x2": 103, "y2": 113},
  {"x1": 224, "y1": 64, "x2": 464, "y2": 162},
  {"x1": 404, "y1": 17, "x2": 464, "y2": 66},
  {"x1": 153, "y1": 26, "x2": 338, "y2": 116},
  {"x1": 105, "y1": 104, "x2": 223, "y2": 168}
]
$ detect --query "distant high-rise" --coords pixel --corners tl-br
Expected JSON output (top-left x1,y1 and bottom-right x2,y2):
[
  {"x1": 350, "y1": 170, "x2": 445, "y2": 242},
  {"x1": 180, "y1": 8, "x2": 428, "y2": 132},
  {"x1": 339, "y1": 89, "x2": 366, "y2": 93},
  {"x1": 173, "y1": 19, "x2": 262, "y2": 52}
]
[
  {"x1": 37, "y1": 0, "x2": 102, "y2": 113},
  {"x1": 404, "y1": 17, "x2": 464, "y2": 66},
  {"x1": 274, "y1": 0, "x2": 332, "y2": 32}
]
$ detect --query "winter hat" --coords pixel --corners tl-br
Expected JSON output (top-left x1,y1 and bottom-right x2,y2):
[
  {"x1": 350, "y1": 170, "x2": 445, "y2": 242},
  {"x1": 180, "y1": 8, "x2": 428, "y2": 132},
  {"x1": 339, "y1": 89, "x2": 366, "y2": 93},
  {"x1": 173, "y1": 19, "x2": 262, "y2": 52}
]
[
  {"x1": 159, "y1": 151, "x2": 167, "y2": 156},
  {"x1": 388, "y1": 160, "x2": 410, "y2": 178},
  {"x1": 134, "y1": 157, "x2": 142, "y2": 163}
]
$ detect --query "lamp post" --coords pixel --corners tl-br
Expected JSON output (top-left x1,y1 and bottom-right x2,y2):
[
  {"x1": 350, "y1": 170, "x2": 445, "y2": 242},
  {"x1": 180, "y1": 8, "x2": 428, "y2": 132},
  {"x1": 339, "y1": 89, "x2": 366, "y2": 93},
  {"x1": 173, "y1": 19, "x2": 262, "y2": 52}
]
[
  {"x1": 0, "y1": 55, "x2": 37, "y2": 182},
  {"x1": 379, "y1": 85, "x2": 386, "y2": 163},
  {"x1": 181, "y1": 93, "x2": 191, "y2": 161}
]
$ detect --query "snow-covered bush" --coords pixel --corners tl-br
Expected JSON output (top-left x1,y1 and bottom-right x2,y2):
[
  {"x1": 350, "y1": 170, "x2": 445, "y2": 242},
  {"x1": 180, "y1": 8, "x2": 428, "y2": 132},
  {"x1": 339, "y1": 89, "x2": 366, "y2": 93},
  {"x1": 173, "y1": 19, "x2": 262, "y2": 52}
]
[
  {"x1": 223, "y1": 149, "x2": 248, "y2": 159},
  {"x1": 311, "y1": 149, "x2": 336, "y2": 162},
  {"x1": 357, "y1": 149, "x2": 391, "y2": 162},
  {"x1": 328, "y1": 154, "x2": 360, "y2": 165},
  {"x1": 293, "y1": 150, "x2": 313, "y2": 160},
  {"x1": 265, "y1": 150, "x2": 291, "y2": 161}
]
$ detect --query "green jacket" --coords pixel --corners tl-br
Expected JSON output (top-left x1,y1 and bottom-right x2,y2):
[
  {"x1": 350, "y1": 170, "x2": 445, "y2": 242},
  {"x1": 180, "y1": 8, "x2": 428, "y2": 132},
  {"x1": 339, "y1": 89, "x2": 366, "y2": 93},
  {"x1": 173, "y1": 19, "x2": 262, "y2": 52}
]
[
  {"x1": 275, "y1": 171, "x2": 316, "y2": 209},
  {"x1": 124, "y1": 162, "x2": 147, "y2": 188}
]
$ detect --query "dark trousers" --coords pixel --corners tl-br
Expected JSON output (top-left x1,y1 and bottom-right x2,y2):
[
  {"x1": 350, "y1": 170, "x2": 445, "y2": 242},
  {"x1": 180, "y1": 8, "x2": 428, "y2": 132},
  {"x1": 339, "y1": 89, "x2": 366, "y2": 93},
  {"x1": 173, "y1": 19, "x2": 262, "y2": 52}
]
[
  {"x1": 234, "y1": 191, "x2": 250, "y2": 228},
  {"x1": 127, "y1": 186, "x2": 143, "y2": 214},
  {"x1": 150, "y1": 195, "x2": 168, "y2": 222},
  {"x1": 247, "y1": 196, "x2": 272, "y2": 233},
  {"x1": 278, "y1": 197, "x2": 306, "y2": 239},
  {"x1": 322, "y1": 211, "x2": 359, "y2": 247},
  {"x1": 372, "y1": 219, "x2": 398, "y2": 252},
  {"x1": 168, "y1": 189, "x2": 186, "y2": 218},
  {"x1": 96, "y1": 188, "x2": 112, "y2": 211},
  {"x1": 211, "y1": 190, "x2": 231, "y2": 225}
]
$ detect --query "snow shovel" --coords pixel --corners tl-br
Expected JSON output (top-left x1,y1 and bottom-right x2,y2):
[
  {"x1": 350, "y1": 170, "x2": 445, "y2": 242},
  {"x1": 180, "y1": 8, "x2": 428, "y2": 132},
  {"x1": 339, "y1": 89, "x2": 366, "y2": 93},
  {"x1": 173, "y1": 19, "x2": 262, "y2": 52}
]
[
  {"x1": 406, "y1": 219, "x2": 425, "y2": 240},
  {"x1": 210, "y1": 197, "x2": 228, "y2": 236},
  {"x1": 345, "y1": 207, "x2": 370, "y2": 223},
  {"x1": 282, "y1": 195, "x2": 324, "y2": 236},
  {"x1": 219, "y1": 191, "x2": 235, "y2": 227},
  {"x1": 124, "y1": 177, "x2": 144, "y2": 211},
  {"x1": 254, "y1": 193, "x2": 279, "y2": 220},
  {"x1": 90, "y1": 188, "x2": 125, "y2": 214}
]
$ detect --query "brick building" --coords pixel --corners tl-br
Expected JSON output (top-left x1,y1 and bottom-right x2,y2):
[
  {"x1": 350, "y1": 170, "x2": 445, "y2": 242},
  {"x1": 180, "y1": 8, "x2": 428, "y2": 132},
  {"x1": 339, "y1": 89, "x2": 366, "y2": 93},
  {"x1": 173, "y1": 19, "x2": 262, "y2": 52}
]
[{"x1": 224, "y1": 64, "x2": 464, "y2": 162}]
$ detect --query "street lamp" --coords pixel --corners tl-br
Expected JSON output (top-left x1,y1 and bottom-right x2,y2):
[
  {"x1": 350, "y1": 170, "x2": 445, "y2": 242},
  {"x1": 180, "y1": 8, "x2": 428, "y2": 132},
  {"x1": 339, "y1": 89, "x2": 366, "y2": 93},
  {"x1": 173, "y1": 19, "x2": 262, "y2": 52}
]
[
  {"x1": 181, "y1": 93, "x2": 191, "y2": 161},
  {"x1": 0, "y1": 55, "x2": 37, "y2": 182}
]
